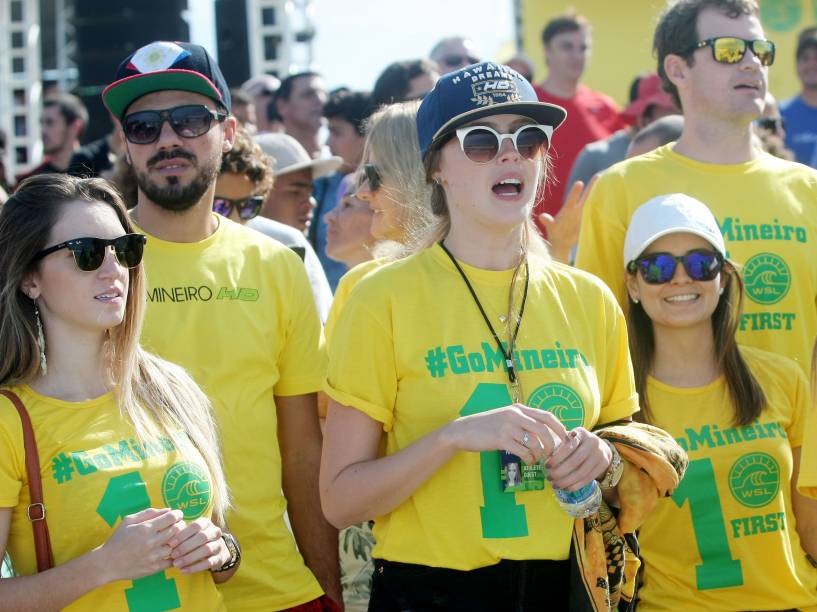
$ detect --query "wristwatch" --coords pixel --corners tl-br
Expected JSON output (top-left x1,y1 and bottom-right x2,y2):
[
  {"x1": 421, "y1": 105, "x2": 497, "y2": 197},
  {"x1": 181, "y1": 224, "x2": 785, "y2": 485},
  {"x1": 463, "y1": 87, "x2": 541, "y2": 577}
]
[
  {"x1": 598, "y1": 440, "x2": 624, "y2": 489},
  {"x1": 213, "y1": 532, "x2": 241, "y2": 573}
]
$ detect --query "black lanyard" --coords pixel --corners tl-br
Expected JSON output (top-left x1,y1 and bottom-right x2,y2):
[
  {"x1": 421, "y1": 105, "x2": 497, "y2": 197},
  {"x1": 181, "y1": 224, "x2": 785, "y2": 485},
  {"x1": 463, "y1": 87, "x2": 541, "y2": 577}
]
[{"x1": 438, "y1": 242, "x2": 529, "y2": 389}]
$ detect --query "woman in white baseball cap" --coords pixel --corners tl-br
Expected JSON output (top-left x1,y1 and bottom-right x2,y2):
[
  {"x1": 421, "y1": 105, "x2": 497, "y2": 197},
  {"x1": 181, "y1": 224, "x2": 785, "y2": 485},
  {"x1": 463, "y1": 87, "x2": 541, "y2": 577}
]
[{"x1": 624, "y1": 193, "x2": 817, "y2": 611}]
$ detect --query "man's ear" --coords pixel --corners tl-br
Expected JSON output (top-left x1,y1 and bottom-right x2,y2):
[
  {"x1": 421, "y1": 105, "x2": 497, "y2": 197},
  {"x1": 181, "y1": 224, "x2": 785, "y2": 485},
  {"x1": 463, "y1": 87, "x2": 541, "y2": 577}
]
[
  {"x1": 222, "y1": 116, "x2": 238, "y2": 153},
  {"x1": 663, "y1": 54, "x2": 688, "y2": 95}
]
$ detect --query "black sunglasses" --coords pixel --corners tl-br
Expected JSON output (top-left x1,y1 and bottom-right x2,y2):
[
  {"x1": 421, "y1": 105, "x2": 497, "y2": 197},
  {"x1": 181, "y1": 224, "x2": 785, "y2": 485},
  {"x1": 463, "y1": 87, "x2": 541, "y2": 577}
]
[
  {"x1": 627, "y1": 250, "x2": 724, "y2": 284},
  {"x1": 691, "y1": 37, "x2": 775, "y2": 66},
  {"x1": 34, "y1": 234, "x2": 147, "y2": 272},
  {"x1": 122, "y1": 104, "x2": 228, "y2": 144},
  {"x1": 364, "y1": 164, "x2": 382, "y2": 191},
  {"x1": 441, "y1": 54, "x2": 479, "y2": 67},
  {"x1": 213, "y1": 195, "x2": 264, "y2": 220}
]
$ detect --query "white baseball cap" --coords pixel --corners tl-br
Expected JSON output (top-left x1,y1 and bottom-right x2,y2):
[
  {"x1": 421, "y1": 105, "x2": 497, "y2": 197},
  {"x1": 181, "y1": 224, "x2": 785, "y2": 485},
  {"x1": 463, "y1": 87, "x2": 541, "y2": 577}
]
[
  {"x1": 623, "y1": 193, "x2": 726, "y2": 269},
  {"x1": 254, "y1": 133, "x2": 342, "y2": 179}
]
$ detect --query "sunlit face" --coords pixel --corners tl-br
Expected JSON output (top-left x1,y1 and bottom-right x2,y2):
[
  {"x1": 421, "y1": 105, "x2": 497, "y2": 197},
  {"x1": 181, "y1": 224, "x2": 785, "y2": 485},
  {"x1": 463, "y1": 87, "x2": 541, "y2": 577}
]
[
  {"x1": 325, "y1": 184, "x2": 375, "y2": 266},
  {"x1": 435, "y1": 114, "x2": 543, "y2": 236},
  {"x1": 122, "y1": 90, "x2": 236, "y2": 212},
  {"x1": 355, "y1": 154, "x2": 404, "y2": 241},
  {"x1": 626, "y1": 232, "x2": 726, "y2": 332},
  {"x1": 25, "y1": 201, "x2": 131, "y2": 338},
  {"x1": 327, "y1": 118, "x2": 365, "y2": 172},
  {"x1": 40, "y1": 105, "x2": 73, "y2": 155},
  {"x1": 278, "y1": 75, "x2": 327, "y2": 132},
  {"x1": 796, "y1": 45, "x2": 817, "y2": 90},
  {"x1": 261, "y1": 168, "x2": 314, "y2": 231},
  {"x1": 673, "y1": 9, "x2": 767, "y2": 122},
  {"x1": 545, "y1": 28, "x2": 590, "y2": 82},
  {"x1": 214, "y1": 171, "x2": 264, "y2": 225}
]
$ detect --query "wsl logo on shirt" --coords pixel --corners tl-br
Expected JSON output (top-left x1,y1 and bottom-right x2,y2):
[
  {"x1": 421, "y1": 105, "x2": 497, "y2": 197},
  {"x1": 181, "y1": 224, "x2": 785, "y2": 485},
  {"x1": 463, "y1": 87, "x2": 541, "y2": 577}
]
[{"x1": 147, "y1": 285, "x2": 259, "y2": 303}]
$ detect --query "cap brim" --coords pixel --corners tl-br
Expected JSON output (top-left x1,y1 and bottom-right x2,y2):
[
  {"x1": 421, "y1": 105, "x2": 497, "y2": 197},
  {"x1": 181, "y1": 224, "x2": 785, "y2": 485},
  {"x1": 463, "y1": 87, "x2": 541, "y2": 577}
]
[
  {"x1": 275, "y1": 156, "x2": 343, "y2": 179},
  {"x1": 103, "y1": 70, "x2": 223, "y2": 119},
  {"x1": 432, "y1": 101, "x2": 567, "y2": 144}
]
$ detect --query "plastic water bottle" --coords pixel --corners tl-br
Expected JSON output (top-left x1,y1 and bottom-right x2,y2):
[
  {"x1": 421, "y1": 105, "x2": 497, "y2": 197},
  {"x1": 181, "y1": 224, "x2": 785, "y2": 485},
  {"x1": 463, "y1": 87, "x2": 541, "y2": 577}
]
[{"x1": 552, "y1": 480, "x2": 602, "y2": 518}]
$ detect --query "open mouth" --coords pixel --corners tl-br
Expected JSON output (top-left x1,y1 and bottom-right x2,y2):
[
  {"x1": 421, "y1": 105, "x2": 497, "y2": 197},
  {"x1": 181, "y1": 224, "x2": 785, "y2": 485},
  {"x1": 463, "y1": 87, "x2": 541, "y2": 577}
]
[
  {"x1": 94, "y1": 290, "x2": 123, "y2": 303},
  {"x1": 664, "y1": 293, "x2": 699, "y2": 304},
  {"x1": 492, "y1": 177, "x2": 523, "y2": 198}
]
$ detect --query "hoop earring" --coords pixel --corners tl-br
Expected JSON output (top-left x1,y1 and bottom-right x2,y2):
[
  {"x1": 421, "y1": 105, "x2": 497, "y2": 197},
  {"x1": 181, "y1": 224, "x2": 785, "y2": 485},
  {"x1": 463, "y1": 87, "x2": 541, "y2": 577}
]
[{"x1": 33, "y1": 301, "x2": 47, "y2": 375}]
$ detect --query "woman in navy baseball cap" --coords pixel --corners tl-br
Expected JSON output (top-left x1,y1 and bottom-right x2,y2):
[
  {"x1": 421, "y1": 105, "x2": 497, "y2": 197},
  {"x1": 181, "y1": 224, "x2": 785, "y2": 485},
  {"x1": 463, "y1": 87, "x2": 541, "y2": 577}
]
[{"x1": 321, "y1": 63, "x2": 679, "y2": 610}]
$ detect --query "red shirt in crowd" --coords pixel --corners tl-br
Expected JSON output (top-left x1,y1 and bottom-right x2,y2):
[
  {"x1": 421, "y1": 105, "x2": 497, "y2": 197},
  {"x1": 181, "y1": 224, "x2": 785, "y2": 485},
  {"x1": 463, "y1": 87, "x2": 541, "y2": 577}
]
[{"x1": 533, "y1": 83, "x2": 624, "y2": 229}]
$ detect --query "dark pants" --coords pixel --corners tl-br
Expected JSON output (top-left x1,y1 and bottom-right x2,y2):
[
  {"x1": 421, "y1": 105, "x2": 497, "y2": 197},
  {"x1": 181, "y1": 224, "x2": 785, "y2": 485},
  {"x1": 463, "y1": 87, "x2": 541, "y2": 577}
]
[{"x1": 368, "y1": 558, "x2": 570, "y2": 611}]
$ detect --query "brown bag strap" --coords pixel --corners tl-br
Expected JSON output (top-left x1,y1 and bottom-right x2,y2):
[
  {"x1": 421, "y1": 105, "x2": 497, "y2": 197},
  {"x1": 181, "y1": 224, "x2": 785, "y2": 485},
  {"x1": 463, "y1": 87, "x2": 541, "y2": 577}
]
[{"x1": 0, "y1": 390, "x2": 54, "y2": 572}]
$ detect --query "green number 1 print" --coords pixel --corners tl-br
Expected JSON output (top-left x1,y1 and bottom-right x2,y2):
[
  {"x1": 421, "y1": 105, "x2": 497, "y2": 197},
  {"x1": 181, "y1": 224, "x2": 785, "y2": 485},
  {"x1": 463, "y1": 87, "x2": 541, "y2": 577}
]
[
  {"x1": 671, "y1": 458, "x2": 743, "y2": 590},
  {"x1": 97, "y1": 472, "x2": 181, "y2": 612},
  {"x1": 459, "y1": 383, "x2": 528, "y2": 538}
]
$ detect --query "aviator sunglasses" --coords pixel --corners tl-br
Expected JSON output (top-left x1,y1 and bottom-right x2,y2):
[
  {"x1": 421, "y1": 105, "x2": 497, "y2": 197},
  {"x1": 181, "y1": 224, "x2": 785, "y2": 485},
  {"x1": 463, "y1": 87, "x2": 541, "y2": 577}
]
[
  {"x1": 213, "y1": 195, "x2": 264, "y2": 220},
  {"x1": 691, "y1": 37, "x2": 775, "y2": 66},
  {"x1": 454, "y1": 124, "x2": 553, "y2": 164},
  {"x1": 34, "y1": 234, "x2": 147, "y2": 271},
  {"x1": 122, "y1": 104, "x2": 228, "y2": 144},
  {"x1": 627, "y1": 250, "x2": 724, "y2": 284}
]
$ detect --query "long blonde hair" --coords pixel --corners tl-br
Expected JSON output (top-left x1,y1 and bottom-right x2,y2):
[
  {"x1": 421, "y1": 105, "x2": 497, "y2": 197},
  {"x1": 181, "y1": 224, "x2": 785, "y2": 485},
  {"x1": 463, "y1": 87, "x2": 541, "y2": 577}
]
[
  {"x1": 361, "y1": 100, "x2": 433, "y2": 257},
  {"x1": 0, "y1": 175, "x2": 229, "y2": 522}
]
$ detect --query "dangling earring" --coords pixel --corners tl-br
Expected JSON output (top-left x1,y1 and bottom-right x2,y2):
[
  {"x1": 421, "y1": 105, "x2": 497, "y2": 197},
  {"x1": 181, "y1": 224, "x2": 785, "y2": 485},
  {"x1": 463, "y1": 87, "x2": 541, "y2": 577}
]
[{"x1": 33, "y1": 301, "x2": 47, "y2": 375}]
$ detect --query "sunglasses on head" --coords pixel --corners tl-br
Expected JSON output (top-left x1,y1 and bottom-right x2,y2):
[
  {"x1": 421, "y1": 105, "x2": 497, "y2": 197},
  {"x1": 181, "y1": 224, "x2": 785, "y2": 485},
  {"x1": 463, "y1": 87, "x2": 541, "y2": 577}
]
[
  {"x1": 34, "y1": 234, "x2": 147, "y2": 272},
  {"x1": 454, "y1": 124, "x2": 553, "y2": 164},
  {"x1": 692, "y1": 37, "x2": 775, "y2": 66},
  {"x1": 122, "y1": 104, "x2": 228, "y2": 144},
  {"x1": 363, "y1": 164, "x2": 382, "y2": 191},
  {"x1": 441, "y1": 54, "x2": 479, "y2": 67},
  {"x1": 213, "y1": 195, "x2": 264, "y2": 220},
  {"x1": 627, "y1": 250, "x2": 724, "y2": 284}
]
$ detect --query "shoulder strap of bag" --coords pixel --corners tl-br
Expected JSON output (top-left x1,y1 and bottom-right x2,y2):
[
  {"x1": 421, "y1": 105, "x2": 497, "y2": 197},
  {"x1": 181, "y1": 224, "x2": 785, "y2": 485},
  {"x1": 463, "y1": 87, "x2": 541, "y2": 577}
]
[{"x1": 0, "y1": 390, "x2": 54, "y2": 572}]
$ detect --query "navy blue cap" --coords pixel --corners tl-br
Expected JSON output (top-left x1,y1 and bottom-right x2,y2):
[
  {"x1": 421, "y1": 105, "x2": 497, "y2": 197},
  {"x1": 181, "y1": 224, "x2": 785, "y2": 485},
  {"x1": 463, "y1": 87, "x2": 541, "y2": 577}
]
[
  {"x1": 103, "y1": 41, "x2": 231, "y2": 120},
  {"x1": 417, "y1": 62, "x2": 566, "y2": 160}
]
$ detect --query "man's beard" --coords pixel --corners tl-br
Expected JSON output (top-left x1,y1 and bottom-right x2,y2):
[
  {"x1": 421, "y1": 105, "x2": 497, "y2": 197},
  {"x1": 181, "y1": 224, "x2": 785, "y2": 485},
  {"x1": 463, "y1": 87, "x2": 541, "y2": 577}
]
[{"x1": 134, "y1": 148, "x2": 220, "y2": 212}]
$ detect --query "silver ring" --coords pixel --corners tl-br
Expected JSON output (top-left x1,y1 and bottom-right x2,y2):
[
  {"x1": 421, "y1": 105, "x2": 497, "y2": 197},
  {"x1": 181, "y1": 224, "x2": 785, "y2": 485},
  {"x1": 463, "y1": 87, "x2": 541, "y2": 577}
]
[{"x1": 522, "y1": 432, "x2": 530, "y2": 447}]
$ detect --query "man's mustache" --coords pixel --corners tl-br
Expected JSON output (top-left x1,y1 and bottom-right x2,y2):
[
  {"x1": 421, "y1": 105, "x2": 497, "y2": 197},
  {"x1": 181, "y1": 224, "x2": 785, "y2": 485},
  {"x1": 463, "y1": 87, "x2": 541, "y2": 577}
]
[{"x1": 147, "y1": 149, "x2": 196, "y2": 168}]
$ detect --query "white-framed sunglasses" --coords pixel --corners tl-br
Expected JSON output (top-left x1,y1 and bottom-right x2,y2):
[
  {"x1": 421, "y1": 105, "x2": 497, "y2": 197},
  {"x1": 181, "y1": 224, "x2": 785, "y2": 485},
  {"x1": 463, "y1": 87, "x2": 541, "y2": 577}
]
[{"x1": 454, "y1": 124, "x2": 553, "y2": 164}]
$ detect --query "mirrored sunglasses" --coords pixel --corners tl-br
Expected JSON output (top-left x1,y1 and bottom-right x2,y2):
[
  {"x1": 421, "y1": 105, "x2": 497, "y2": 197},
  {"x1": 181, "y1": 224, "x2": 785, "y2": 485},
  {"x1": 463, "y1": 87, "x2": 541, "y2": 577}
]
[
  {"x1": 34, "y1": 234, "x2": 147, "y2": 271},
  {"x1": 213, "y1": 195, "x2": 264, "y2": 220},
  {"x1": 627, "y1": 250, "x2": 724, "y2": 284},
  {"x1": 693, "y1": 37, "x2": 775, "y2": 66}
]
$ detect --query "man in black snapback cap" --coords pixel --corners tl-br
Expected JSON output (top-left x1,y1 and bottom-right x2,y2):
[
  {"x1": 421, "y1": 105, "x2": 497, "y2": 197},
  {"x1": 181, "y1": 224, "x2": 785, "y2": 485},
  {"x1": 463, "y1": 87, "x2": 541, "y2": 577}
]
[{"x1": 103, "y1": 41, "x2": 341, "y2": 611}]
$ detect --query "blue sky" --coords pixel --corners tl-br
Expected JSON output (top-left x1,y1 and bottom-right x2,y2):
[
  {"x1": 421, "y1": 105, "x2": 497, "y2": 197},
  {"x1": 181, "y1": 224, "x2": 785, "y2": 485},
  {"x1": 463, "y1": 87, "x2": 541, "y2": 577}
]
[{"x1": 188, "y1": 0, "x2": 516, "y2": 90}]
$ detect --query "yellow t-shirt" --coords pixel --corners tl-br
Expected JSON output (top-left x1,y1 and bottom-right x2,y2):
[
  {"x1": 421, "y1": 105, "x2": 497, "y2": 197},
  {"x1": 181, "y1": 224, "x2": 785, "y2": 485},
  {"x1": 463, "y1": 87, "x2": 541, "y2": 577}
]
[
  {"x1": 324, "y1": 258, "x2": 384, "y2": 344},
  {"x1": 135, "y1": 216, "x2": 327, "y2": 611},
  {"x1": 636, "y1": 346, "x2": 817, "y2": 611},
  {"x1": 575, "y1": 145, "x2": 817, "y2": 370},
  {"x1": 325, "y1": 245, "x2": 638, "y2": 570},
  {"x1": 0, "y1": 385, "x2": 225, "y2": 611}
]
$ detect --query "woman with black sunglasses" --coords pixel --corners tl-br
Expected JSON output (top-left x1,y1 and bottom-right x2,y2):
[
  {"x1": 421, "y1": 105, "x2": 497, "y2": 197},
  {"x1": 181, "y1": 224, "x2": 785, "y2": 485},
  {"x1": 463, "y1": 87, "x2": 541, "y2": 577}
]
[
  {"x1": 624, "y1": 193, "x2": 817, "y2": 610},
  {"x1": 320, "y1": 64, "x2": 671, "y2": 609},
  {"x1": 0, "y1": 174, "x2": 238, "y2": 610}
]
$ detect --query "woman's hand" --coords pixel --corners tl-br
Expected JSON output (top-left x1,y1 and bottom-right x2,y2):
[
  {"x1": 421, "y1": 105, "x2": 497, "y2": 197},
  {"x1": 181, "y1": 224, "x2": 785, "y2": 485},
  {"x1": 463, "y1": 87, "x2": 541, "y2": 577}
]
[
  {"x1": 96, "y1": 508, "x2": 185, "y2": 583},
  {"x1": 538, "y1": 175, "x2": 598, "y2": 264},
  {"x1": 167, "y1": 518, "x2": 230, "y2": 574},
  {"x1": 448, "y1": 404, "x2": 569, "y2": 465},
  {"x1": 545, "y1": 428, "x2": 612, "y2": 491}
]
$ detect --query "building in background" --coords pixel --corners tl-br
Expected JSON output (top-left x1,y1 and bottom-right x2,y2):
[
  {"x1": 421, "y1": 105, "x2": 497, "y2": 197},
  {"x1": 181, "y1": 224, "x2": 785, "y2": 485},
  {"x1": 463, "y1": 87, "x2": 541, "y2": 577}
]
[
  {"x1": 216, "y1": 0, "x2": 315, "y2": 87},
  {"x1": 516, "y1": 0, "x2": 810, "y2": 106}
]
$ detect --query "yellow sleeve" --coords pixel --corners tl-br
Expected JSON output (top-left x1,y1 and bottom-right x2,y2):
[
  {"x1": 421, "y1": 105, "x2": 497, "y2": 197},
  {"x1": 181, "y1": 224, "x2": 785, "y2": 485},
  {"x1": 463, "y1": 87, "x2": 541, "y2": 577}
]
[
  {"x1": 597, "y1": 286, "x2": 639, "y2": 425},
  {"x1": 0, "y1": 396, "x2": 24, "y2": 508},
  {"x1": 324, "y1": 287, "x2": 397, "y2": 431},
  {"x1": 273, "y1": 250, "x2": 328, "y2": 397},
  {"x1": 574, "y1": 171, "x2": 630, "y2": 309},
  {"x1": 798, "y1": 400, "x2": 817, "y2": 498},
  {"x1": 785, "y1": 365, "x2": 810, "y2": 448}
]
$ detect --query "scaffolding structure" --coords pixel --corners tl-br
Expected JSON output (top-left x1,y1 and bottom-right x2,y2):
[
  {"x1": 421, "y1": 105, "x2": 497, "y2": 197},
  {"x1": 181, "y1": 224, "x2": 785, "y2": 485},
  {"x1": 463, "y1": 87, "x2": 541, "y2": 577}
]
[
  {"x1": 1, "y1": 0, "x2": 43, "y2": 183},
  {"x1": 246, "y1": 0, "x2": 315, "y2": 77}
]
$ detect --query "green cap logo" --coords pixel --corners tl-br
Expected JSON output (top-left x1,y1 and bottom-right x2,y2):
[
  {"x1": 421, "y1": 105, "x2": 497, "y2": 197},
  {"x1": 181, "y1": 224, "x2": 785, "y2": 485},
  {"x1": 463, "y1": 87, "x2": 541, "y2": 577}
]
[
  {"x1": 527, "y1": 383, "x2": 585, "y2": 430},
  {"x1": 729, "y1": 452, "x2": 780, "y2": 508},
  {"x1": 744, "y1": 253, "x2": 790, "y2": 305},
  {"x1": 162, "y1": 461, "x2": 211, "y2": 519}
]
